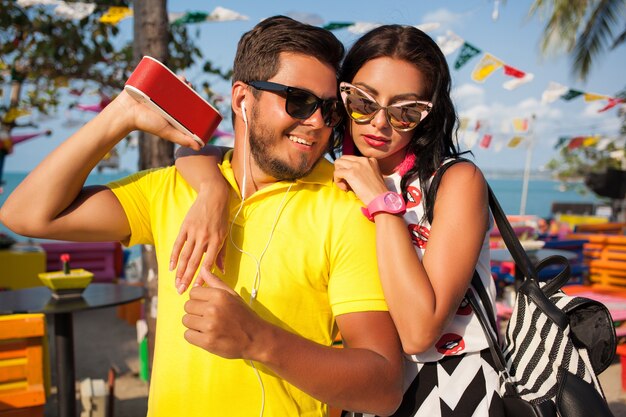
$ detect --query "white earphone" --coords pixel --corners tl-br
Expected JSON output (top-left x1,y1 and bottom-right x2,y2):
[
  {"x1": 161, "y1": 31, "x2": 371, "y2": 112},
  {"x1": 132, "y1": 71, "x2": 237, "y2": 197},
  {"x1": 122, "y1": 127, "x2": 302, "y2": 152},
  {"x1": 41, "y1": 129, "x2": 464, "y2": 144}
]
[{"x1": 241, "y1": 100, "x2": 247, "y2": 124}]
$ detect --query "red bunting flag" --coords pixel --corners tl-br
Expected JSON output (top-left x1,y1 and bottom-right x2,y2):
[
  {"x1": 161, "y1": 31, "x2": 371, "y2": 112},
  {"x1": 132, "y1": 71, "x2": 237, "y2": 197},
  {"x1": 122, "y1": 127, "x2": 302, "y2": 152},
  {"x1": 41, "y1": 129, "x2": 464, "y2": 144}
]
[
  {"x1": 598, "y1": 98, "x2": 625, "y2": 113},
  {"x1": 503, "y1": 65, "x2": 525, "y2": 78},
  {"x1": 567, "y1": 136, "x2": 585, "y2": 150},
  {"x1": 479, "y1": 134, "x2": 492, "y2": 149}
]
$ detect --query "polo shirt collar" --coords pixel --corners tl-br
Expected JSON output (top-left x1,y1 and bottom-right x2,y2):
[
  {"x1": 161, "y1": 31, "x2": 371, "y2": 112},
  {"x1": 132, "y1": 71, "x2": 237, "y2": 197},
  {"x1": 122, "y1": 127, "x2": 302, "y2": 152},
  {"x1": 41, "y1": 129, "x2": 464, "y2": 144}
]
[{"x1": 219, "y1": 150, "x2": 333, "y2": 198}]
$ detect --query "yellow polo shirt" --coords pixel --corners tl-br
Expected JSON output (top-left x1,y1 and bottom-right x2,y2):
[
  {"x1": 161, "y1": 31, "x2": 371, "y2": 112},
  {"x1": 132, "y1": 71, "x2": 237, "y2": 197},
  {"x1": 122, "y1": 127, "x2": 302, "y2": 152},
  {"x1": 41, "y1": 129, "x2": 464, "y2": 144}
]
[{"x1": 108, "y1": 154, "x2": 386, "y2": 417}]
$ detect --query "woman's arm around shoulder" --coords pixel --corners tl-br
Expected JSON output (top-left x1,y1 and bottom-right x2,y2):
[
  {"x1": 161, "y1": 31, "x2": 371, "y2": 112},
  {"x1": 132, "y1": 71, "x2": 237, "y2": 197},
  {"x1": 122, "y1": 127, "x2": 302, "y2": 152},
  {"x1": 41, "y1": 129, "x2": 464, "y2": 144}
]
[{"x1": 171, "y1": 145, "x2": 231, "y2": 294}]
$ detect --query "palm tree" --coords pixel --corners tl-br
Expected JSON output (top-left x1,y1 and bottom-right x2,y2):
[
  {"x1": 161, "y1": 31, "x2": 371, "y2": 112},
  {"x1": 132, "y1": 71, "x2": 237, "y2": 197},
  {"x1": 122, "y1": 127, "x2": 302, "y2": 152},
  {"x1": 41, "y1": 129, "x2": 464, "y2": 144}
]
[{"x1": 528, "y1": 0, "x2": 626, "y2": 81}]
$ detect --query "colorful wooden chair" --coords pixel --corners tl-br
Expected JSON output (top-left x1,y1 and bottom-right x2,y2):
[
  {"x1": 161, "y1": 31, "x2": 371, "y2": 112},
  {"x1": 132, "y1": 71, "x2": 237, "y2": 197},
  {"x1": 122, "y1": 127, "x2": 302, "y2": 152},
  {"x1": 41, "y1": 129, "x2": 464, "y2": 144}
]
[{"x1": 0, "y1": 314, "x2": 49, "y2": 417}]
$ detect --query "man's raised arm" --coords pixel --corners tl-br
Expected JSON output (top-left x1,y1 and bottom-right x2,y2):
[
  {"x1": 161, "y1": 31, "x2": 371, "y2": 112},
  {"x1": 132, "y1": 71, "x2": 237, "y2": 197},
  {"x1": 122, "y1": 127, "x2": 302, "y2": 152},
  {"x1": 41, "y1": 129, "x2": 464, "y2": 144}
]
[{"x1": 0, "y1": 91, "x2": 200, "y2": 242}]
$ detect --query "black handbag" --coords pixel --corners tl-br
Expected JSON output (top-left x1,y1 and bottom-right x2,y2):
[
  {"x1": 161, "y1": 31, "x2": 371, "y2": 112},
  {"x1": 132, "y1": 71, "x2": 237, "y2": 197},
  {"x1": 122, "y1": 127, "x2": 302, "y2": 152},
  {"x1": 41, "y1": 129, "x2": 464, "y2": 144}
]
[{"x1": 467, "y1": 185, "x2": 616, "y2": 417}]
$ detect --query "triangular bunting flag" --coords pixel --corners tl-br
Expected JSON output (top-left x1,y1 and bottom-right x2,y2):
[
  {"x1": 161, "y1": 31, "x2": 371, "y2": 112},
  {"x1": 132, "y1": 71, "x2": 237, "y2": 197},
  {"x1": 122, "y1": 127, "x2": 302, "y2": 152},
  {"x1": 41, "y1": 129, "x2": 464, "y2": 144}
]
[
  {"x1": 507, "y1": 136, "x2": 524, "y2": 148},
  {"x1": 471, "y1": 53, "x2": 503, "y2": 83},
  {"x1": 436, "y1": 31, "x2": 464, "y2": 56},
  {"x1": 415, "y1": 22, "x2": 440, "y2": 33},
  {"x1": 206, "y1": 6, "x2": 248, "y2": 21},
  {"x1": 479, "y1": 134, "x2": 493, "y2": 149},
  {"x1": 596, "y1": 137, "x2": 613, "y2": 150},
  {"x1": 172, "y1": 12, "x2": 210, "y2": 25},
  {"x1": 598, "y1": 98, "x2": 625, "y2": 112},
  {"x1": 503, "y1": 65, "x2": 525, "y2": 78},
  {"x1": 463, "y1": 131, "x2": 479, "y2": 149},
  {"x1": 561, "y1": 89, "x2": 583, "y2": 101},
  {"x1": 323, "y1": 22, "x2": 354, "y2": 30},
  {"x1": 503, "y1": 72, "x2": 534, "y2": 90},
  {"x1": 100, "y1": 6, "x2": 133, "y2": 25},
  {"x1": 542, "y1": 82, "x2": 569, "y2": 103},
  {"x1": 583, "y1": 136, "x2": 599, "y2": 147},
  {"x1": 512, "y1": 118, "x2": 528, "y2": 133},
  {"x1": 583, "y1": 92, "x2": 608, "y2": 102},
  {"x1": 554, "y1": 136, "x2": 569, "y2": 149},
  {"x1": 454, "y1": 42, "x2": 481, "y2": 70},
  {"x1": 567, "y1": 136, "x2": 585, "y2": 149}
]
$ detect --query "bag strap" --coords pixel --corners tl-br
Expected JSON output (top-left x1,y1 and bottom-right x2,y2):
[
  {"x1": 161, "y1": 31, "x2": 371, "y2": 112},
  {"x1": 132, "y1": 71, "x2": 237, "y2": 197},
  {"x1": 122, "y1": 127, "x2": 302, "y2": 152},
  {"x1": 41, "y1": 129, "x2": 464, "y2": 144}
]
[
  {"x1": 488, "y1": 186, "x2": 571, "y2": 294},
  {"x1": 466, "y1": 277, "x2": 507, "y2": 372},
  {"x1": 470, "y1": 271, "x2": 499, "y2": 341}
]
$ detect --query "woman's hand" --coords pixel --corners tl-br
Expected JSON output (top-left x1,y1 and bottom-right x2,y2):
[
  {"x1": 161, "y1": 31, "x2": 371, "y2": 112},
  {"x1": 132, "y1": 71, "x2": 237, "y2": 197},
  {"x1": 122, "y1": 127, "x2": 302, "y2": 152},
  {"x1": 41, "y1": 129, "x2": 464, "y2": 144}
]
[
  {"x1": 333, "y1": 155, "x2": 389, "y2": 205},
  {"x1": 170, "y1": 182, "x2": 229, "y2": 294}
]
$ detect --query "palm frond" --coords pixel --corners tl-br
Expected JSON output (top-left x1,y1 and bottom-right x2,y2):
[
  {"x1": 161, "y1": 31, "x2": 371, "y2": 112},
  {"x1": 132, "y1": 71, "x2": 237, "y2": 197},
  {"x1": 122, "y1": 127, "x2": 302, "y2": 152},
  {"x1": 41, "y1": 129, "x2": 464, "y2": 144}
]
[
  {"x1": 611, "y1": 26, "x2": 626, "y2": 48},
  {"x1": 573, "y1": 0, "x2": 625, "y2": 80}
]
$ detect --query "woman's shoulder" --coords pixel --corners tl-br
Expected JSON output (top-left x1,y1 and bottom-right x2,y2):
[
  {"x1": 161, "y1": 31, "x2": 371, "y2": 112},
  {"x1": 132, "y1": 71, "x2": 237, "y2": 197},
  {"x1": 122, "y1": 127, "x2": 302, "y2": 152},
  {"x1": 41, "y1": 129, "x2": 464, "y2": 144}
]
[{"x1": 440, "y1": 158, "x2": 485, "y2": 183}]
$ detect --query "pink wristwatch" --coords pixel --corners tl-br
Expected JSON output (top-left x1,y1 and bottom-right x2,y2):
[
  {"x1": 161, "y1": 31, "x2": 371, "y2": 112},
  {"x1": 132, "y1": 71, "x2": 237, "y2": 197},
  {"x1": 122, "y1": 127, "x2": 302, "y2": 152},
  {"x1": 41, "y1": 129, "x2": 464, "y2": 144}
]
[{"x1": 361, "y1": 191, "x2": 406, "y2": 221}]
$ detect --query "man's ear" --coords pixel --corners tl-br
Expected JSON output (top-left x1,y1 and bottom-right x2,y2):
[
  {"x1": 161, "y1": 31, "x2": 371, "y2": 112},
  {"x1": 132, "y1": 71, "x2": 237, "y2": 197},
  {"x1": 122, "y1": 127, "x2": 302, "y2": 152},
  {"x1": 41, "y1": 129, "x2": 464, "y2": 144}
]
[{"x1": 231, "y1": 81, "x2": 248, "y2": 123}]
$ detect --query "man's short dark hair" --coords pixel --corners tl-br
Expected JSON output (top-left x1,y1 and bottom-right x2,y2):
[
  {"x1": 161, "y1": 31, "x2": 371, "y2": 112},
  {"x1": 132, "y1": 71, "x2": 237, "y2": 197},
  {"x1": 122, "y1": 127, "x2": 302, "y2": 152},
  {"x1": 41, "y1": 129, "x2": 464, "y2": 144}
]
[{"x1": 233, "y1": 15, "x2": 344, "y2": 84}]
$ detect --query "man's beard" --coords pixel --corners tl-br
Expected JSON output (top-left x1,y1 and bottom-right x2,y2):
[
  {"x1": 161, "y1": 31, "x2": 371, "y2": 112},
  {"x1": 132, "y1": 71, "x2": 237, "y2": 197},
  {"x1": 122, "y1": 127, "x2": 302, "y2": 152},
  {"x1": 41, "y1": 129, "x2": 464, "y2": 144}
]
[{"x1": 247, "y1": 108, "x2": 325, "y2": 180}]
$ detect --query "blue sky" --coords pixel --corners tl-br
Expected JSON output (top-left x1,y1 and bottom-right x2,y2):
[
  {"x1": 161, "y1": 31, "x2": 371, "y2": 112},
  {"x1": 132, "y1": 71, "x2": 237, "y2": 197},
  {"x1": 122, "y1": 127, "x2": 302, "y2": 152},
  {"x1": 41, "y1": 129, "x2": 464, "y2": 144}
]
[{"x1": 4, "y1": 0, "x2": 625, "y2": 174}]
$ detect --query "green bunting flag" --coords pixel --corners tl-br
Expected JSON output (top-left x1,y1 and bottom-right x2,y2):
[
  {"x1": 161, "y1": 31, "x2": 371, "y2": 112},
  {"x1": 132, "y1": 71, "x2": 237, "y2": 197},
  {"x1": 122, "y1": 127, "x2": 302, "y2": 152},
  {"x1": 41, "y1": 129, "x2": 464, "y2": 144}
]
[
  {"x1": 172, "y1": 11, "x2": 210, "y2": 25},
  {"x1": 554, "y1": 136, "x2": 570, "y2": 149},
  {"x1": 561, "y1": 89, "x2": 583, "y2": 101},
  {"x1": 454, "y1": 42, "x2": 481, "y2": 70},
  {"x1": 323, "y1": 22, "x2": 354, "y2": 31}
]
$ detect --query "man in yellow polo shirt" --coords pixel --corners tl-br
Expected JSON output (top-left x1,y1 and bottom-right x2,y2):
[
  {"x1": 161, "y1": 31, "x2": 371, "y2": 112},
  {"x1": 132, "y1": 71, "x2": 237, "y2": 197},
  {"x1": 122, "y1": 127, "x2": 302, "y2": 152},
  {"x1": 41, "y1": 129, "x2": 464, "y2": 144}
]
[{"x1": 0, "y1": 16, "x2": 403, "y2": 417}]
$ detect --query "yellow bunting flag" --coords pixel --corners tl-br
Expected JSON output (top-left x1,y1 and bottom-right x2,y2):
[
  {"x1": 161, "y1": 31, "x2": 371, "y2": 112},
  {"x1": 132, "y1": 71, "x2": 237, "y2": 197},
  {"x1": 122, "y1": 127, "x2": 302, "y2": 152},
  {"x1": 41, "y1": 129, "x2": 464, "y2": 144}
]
[
  {"x1": 100, "y1": 6, "x2": 133, "y2": 25},
  {"x1": 459, "y1": 117, "x2": 470, "y2": 131},
  {"x1": 471, "y1": 53, "x2": 503, "y2": 83},
  {"x1": 583, "y1": 93, "x2": 608, "y2": 102},
  {"x1": 583, "y1": 136, "x2": 599, "y2": 147},
  {"x1": 512, "y1": 118, "x2": 528, "y2": 133},
  {"x1": 507, "y1": 136, "x2": 524, "y2": 148}
]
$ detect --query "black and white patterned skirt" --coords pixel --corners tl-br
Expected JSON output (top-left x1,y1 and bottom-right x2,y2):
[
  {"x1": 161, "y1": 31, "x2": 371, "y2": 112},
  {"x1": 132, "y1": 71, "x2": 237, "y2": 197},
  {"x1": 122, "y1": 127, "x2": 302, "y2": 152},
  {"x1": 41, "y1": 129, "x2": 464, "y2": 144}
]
[{"x1": 346, "y1": 349, "x2": 505, "y2": 417}]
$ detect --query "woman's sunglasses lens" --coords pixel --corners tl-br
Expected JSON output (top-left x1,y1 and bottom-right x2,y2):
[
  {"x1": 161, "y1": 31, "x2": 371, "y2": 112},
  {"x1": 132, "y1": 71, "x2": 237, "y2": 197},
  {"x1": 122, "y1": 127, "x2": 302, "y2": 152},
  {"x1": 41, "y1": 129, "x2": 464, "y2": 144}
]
[
  {"x1": 346, "y1": 95, "x2": 376, "y2": 121},
  {"x1": 387, "y1": 106, "x2": 420, "y2": 130}
]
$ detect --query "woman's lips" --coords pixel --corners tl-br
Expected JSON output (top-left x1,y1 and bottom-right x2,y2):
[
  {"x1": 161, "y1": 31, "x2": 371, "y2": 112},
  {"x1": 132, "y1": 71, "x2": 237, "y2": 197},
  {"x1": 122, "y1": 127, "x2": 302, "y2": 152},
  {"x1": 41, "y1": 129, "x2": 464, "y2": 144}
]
[{"x1": 363, "y1": 135, "x2": 389, "y2": 148}]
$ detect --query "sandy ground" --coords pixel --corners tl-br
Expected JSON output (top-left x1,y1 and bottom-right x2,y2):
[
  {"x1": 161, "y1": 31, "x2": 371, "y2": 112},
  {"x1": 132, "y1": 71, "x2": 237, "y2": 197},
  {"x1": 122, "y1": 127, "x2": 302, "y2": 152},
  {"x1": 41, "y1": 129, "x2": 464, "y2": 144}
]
[{"x1": 42, "y1": 307, "x2": 626, "y2": 417}]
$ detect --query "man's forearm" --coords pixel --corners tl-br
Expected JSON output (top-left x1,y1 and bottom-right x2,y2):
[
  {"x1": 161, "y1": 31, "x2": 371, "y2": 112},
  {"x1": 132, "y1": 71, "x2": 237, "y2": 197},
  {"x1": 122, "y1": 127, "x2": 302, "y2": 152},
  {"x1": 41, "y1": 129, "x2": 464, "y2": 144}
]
[
  {"x1": 253, "y1": 315, "x2": 403, "y2": 415},
  {"x1": 0, "y1": 96, "x2": 131, "y2": 237}
]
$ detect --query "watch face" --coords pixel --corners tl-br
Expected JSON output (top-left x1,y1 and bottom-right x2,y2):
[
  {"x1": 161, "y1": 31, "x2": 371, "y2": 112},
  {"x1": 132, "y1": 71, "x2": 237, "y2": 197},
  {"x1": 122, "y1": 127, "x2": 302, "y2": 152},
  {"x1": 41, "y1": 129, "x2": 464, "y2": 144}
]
[{"x1": 383, "y1": 192, "x2": 404, "y2": 210}]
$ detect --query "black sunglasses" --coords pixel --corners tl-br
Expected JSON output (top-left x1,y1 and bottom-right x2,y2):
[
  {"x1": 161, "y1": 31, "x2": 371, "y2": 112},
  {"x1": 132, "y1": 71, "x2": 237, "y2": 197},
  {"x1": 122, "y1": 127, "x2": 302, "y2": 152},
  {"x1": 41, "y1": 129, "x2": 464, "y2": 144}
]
[{"x1": 247, "y1": 81, "x2": 343, "y2": 127}]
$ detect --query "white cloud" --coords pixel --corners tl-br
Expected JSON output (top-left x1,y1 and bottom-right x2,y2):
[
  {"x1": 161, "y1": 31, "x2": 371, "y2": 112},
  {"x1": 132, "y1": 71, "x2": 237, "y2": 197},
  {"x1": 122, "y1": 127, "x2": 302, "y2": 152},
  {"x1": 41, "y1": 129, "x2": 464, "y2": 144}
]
[
  {"x1": 453, "y1": 83, "x2": 485, "y2": 108},
  {"x1": 422, "y1": 8, "x2": 469, "y2": 31},
  {"x1": 582, "y1": 101, "x2": 610, "y2": 117}
]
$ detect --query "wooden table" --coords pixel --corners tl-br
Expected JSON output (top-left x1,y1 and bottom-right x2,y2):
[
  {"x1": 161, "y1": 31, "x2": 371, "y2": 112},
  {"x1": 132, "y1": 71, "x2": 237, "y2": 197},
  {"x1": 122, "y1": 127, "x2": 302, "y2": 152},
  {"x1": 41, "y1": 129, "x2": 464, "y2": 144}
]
[{"x1": 0, "y1": 283, "x2": 144, "y2": 417}]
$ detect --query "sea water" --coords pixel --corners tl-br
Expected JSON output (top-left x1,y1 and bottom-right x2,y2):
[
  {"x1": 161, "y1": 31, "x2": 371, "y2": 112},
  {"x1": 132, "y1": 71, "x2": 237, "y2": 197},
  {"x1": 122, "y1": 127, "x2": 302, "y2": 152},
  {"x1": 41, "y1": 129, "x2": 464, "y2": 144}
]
[{"x1": 0, "y1": 171, "x2": 604, "y2": 242}]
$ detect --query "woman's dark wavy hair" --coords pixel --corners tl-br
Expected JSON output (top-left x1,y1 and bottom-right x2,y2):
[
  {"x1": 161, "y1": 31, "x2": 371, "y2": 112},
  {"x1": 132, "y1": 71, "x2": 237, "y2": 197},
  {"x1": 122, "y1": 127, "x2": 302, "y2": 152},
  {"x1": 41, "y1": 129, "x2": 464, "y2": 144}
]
[{"x1": 338, "y1": 25, "x2": 468, "y2": 223}]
